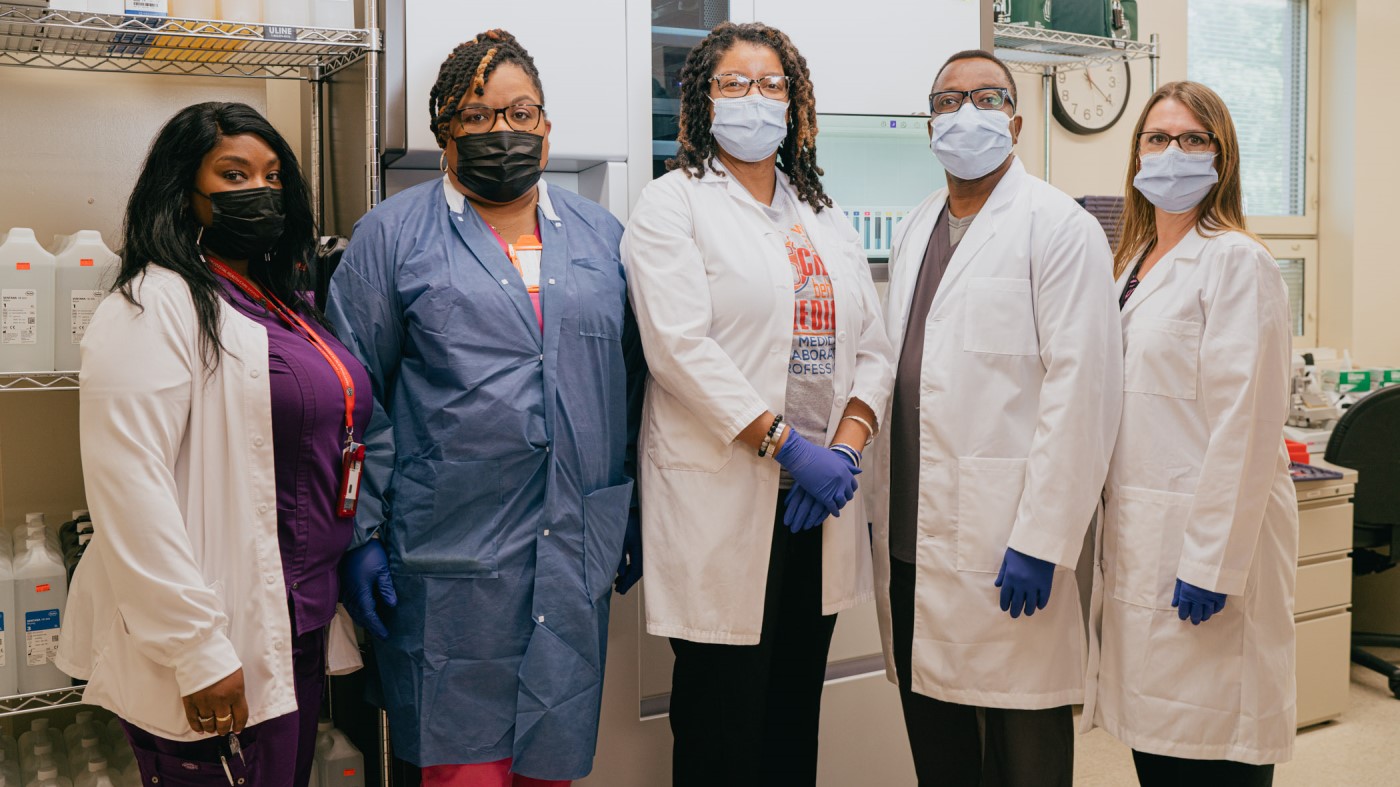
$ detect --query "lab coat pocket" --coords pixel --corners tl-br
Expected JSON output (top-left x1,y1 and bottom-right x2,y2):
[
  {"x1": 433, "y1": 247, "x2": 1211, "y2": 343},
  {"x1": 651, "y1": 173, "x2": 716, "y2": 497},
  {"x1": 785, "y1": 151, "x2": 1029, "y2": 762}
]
[
  {"x1": 955, "y1": 457, "x2": 1028, "y2": 573},
  {"x1": 572, "y1": 258, "x2": 625, "y2": 340},
  {"x1": 963, "y1": 278, "x2": 1038, "y2": 356},
  {"x1": 645, "y1": 385, "x2": 733, "y2": 473},
  {"x1": 582, "y1": 480, "x2": 635, "y2": 600},
  {"x1": 1123, "y1": 317, "x2": 1201, "y2": 400},
  {"x1": 1108, "y1": 486, "x2": 1192, "y2": 610},
  {"x1": 390, "y1": 457, "x2": 504, "y2": 577}
]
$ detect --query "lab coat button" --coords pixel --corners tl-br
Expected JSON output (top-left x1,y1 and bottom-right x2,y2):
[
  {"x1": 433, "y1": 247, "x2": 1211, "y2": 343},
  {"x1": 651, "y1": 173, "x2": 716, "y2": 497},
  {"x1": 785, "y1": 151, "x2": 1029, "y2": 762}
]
[
  {"x1": 253, "y1": 436, "x2": 265, "y2": 447},
  {"x1": 264, "y1": 575, "x2": 276, "y2": 585},
  {"x1": 257, "y1": 503, "x2": 269, "y2": 514},
  {"x1": 837, "y1": 331, "x2": 847, "y2": 341},
  {"x1": 250, "y1": 369, "x2": 260, "y2": 378}
]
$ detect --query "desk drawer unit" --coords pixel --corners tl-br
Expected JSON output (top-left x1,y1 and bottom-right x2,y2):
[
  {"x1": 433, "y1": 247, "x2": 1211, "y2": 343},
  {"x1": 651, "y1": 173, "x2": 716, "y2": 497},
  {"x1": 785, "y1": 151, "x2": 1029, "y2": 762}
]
[
  {"x1": 1295, "y1": 557, "x2": 1353, "y2": 615},
  {"x1": 1298, "y1": 500, "x2": 1353, "y2": 559},
  {"x1": 1296, "y1": 610, "x2": 1351, "y2": 728}
]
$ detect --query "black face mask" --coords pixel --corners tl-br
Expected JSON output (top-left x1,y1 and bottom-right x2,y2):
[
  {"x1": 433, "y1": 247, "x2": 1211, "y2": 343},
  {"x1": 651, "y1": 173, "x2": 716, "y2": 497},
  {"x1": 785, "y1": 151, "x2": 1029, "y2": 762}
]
[
  {"x1": 197, "y1": 187, "x2": 286, "y2": 260},
  {"x1": 454, "y1": 131, "x2": 544, "y2": 204}
]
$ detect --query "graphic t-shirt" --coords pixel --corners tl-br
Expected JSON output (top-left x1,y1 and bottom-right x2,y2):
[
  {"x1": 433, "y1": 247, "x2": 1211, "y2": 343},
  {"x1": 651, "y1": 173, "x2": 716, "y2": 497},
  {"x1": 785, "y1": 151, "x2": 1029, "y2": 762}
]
[{"x1": 761, "y1": 183, "x2": 837, "y2": 487}]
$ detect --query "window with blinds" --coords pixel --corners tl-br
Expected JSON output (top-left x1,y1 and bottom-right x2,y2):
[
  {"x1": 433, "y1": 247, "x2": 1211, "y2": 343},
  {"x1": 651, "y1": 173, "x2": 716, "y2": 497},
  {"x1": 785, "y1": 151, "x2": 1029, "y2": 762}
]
[
  {"x1": 1188, "y1": 0, "x2": 1308, "y2": 217},
  {"x1": 1276, "y1": 258, "x2": 1305, "y2": 336}
]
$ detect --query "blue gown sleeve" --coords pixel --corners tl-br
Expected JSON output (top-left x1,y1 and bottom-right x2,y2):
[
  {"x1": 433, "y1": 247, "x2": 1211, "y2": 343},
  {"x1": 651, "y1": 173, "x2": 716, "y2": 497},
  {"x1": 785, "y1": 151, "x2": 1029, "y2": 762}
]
[{"x1": 326, "y1": 220, "x2": 404, "y2": 548}]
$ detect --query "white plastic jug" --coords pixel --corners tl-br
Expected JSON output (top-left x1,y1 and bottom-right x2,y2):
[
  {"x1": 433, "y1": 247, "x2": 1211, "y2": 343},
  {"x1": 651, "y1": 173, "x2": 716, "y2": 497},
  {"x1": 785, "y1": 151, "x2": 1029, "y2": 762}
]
[
  {"x1": 13, "y1": 514, "x2": 58, "y2": 554},
  {"x1": 15, "y1": 537, "x2": 68, "y2": 693},
  {"x1": 64, "y1": 739, "x2": 103, "y2": 780},
  {"x1": 0, "y1": 541, "x2": 17, "y2": 698},
  {"x1": 310, "y1": 0, "x2": 352, "y2": 28},
  {"x1": 62, "y1": 713, "x2": 98, "y2": 758},
  {"x1": 52, "y1": 232, "x2": 118, "y2": 373},
  {"x1": 318, "y1": 727, "x2": 364, "y2": 787},
  {"x1": 25, "y1": 764, "x2": 71, "y2": 787},
  {"x1": 218, "y1": 0, "x2": 261, "y2": 23},
  {"x1": 72, "y1": 758, "x2": 114, "y2": 787},
  {"x1": 0, "y1": 230, "x2": 57, "y2": 374},
  {"x1": 18, "y1": 721, "x2": 58, "y2": 763},
  {"x1": 21, "y1": 748, "x2": 65, "y2": 786},
  {"x1": 265, "y1": 0, "x2": 309, "y2": 26},
  {"x1": 0, "y1": 746, "x2": 21, "y2": 787}
]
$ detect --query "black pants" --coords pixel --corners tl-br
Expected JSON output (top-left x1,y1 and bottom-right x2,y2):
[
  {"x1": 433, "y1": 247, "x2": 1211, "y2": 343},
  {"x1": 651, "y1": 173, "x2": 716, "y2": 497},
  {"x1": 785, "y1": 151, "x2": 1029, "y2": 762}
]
[
  {"x1": 891, "y1": 557, "x2": 1074, "y2": 787},
  {"x1": 1133, "y1": 750, "x2": 1275, "y2": 786},
  {"x1": 669, "y1": 497, "x2": 838, "y2": 787}
]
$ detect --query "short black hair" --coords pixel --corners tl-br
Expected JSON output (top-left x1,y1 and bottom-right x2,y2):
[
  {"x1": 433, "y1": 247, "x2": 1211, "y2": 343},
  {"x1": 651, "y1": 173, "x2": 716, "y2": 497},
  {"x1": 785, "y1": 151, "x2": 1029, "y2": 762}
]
[{"x1": 932, "y1": 49, "x2": 1018, "y2": 108}]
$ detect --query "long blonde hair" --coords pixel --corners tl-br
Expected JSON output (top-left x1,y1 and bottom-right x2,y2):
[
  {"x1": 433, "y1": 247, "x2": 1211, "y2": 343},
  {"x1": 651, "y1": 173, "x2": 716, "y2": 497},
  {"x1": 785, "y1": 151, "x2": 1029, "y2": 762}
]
[{"x1": 1114, "y1": 81, "x2": 1259, "y2": 277}]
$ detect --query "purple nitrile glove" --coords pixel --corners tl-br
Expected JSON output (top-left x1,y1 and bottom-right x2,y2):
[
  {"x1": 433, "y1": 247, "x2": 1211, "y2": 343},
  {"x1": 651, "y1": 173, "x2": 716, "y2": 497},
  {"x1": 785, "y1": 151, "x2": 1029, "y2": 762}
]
[
  {"x1": 775, "y1": 431, "x2": 861, "y2": 520},
  {"x1": 994, "y1": 547, "x2": 1055, "y2": 619},
  {"x1": 1172, "y1": 578, "x2": 1227, "y2": 625},
  {"x1": 340, "y1": 539, "x2": 397, "y2": 640}
]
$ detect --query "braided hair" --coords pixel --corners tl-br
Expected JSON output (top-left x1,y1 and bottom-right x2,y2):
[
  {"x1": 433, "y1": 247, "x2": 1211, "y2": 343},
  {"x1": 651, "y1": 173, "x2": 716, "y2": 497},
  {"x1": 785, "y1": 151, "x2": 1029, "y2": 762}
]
[
  {"x1": 428, "y1": 29, "x2": 545, "y2": 149},
  {"x1": 670, "y1": 22, "x2": 831, "y2": 212}
]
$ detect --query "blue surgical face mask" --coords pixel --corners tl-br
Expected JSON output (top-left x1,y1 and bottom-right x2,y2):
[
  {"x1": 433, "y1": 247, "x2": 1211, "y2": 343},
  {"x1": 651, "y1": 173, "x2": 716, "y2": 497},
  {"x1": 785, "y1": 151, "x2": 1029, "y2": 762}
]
[
  {"x1": 928, "y1": 101, "x2": 1015, "y2": 180},
  {"x1": 710, "y1": 94, "x2": 789, "y2": 163},
  {"x1": 1133, "y1": 147, "x2": 1219, "y2": 214}
]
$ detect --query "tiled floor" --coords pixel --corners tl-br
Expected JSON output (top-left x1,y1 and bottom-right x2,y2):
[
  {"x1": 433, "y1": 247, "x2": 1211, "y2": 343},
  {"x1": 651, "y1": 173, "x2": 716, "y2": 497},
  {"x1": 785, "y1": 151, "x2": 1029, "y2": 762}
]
[{"x1": 1074, "y1": 648, "x2": 1400, "y2": 785}]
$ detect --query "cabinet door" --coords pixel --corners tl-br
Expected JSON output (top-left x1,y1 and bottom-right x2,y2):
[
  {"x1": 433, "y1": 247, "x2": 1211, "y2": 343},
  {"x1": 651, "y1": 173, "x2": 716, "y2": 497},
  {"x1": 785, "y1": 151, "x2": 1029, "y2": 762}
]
[
  {"x1": 404, "y1": 0, "x2": 628, "y2": 163},
  {"x1": 750, "y1": 0, "x2": 981, "y2": 116}
]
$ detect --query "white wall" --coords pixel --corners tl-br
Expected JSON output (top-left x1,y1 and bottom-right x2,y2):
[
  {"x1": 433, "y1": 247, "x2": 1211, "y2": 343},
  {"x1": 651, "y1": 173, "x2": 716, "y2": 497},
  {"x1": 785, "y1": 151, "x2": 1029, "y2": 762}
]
[
  {"x1": 1317, "y1": 0, "x2": 1400, "y2": 364},
  {"x1": 401, "y1": 0, "x2": 629, "y2": 167},
  {"x1": 0, "y1": 69, "x2": 274, "y2": 248},
  {"x1": 753, "y1": 0, "x2": 980, "y2": 116}
]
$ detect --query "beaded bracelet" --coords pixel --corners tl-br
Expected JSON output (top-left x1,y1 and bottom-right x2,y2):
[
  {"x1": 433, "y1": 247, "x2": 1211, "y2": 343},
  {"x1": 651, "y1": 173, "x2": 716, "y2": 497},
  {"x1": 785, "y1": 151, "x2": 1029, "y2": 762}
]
[{"x1": 758, "y1": 414, "x2": 785, "y2": 457}]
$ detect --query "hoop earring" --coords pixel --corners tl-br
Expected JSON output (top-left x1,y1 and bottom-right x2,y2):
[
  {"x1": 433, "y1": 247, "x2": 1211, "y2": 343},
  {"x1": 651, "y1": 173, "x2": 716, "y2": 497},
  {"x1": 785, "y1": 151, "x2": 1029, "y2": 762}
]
[{"x1": 440, "y1": 150, "x2": 448, "y2": 174}]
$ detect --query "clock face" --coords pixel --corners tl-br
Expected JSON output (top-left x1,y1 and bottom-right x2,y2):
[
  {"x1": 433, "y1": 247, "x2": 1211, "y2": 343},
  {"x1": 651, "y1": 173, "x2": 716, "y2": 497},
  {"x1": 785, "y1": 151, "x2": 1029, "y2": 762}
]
[{"x1": 1052, "y1": 59, "x2": 1132, "y2": 135}]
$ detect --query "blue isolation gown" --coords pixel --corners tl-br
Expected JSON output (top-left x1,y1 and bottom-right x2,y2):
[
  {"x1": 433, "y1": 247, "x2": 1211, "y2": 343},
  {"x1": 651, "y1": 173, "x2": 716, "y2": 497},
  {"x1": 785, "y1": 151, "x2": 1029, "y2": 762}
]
[{"x1": 325, "y1": 177, "x2": 642, "y2": 779}]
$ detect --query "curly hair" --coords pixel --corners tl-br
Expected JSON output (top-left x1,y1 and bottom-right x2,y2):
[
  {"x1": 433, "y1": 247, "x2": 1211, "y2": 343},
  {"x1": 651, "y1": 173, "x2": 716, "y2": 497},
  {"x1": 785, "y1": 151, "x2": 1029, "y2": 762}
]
[
  {"x1": 669, "y1": 22, "x2": 832, "y2": 212},
  {"x1": 428, "y1": 29, "x2": 545, "y2": 149}
]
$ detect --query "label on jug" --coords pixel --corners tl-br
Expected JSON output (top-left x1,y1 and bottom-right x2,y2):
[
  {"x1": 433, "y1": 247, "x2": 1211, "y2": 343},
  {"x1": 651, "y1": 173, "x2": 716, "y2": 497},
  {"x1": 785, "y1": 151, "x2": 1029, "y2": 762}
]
[
  {"x1": 2, "y1": 289, "x2": 38, "y2": 345},
  {"x1": 25, "y1": 609, "x2": 60, "y2": 666},
  {"x1": 71, "y1": 290, "x2": 104, "y2": 344}
]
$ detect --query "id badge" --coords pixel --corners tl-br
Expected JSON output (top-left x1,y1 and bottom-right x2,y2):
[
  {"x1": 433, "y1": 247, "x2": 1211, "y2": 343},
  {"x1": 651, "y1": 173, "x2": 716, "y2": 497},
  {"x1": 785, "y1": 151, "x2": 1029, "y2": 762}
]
[{"x1": 337, "y1": 441, "x2": 366, "y2": 518}]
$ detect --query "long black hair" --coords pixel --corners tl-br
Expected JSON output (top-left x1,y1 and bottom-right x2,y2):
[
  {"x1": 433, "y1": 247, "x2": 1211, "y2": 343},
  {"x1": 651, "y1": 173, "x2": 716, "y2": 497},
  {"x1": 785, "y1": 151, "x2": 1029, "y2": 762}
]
[
  {"x1": 115, "y1": 101, "x2": 318, "y2": 371},
  {"x1": 670, "y1": 22, "x2": 831, "y2": 212},
  {"x1": 428, "y1": 29, "x2": 545, "y2": 149}
]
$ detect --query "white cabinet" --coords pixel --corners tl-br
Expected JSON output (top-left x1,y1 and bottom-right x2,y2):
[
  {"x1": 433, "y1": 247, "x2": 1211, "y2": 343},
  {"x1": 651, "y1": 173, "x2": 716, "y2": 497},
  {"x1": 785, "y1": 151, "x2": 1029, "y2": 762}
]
[
  {"x1": 751, "y1": 0, "x2": 981, "y2": 116},
  {"x1": 403, "y1": 0, "x2": 628, "y2": 165}
]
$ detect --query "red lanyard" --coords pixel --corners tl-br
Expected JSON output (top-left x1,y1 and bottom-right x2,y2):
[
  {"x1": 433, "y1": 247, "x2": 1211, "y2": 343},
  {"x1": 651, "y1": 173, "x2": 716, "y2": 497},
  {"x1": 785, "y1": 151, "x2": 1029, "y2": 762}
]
[{"x1": 207, "y1": 256, "x2": 357, "y2": 448}]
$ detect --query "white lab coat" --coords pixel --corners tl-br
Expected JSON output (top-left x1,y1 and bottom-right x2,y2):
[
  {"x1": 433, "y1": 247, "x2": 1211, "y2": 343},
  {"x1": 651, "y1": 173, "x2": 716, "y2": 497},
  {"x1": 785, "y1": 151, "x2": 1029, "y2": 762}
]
[
  {"x1": 870, "y1": 158, "x2": 1122, "y2": 708},
  {"x1": 55, "y1": 267, "x2": 360, "y2": 741},
  {"x1": 1082, "y1": 228, "x2": 1298, "y2": 764},
  {"x1": 622, "y1": 164, "x2": 895, "y2": 645}
]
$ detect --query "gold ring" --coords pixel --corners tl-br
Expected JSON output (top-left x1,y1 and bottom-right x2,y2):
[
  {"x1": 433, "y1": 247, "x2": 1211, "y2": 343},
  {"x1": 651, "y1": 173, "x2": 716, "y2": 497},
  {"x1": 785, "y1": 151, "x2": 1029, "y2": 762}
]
[
  {"x1": 216, "y1": 714, "x2": 233, "y2": 723},
  {"x1": 198, "y1": 715, "x2": 215, "y2": 723}
]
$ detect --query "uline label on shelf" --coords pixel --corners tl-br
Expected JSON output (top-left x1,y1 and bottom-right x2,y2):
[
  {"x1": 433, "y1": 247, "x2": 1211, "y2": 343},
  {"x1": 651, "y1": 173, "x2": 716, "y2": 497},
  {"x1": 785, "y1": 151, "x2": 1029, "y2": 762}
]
[
  {"x1": 264, "y1": 25, "x2": 297, "y2": 42},
  {"x1": 25, "y1": 609, "x2": 60, "y2": 667}
]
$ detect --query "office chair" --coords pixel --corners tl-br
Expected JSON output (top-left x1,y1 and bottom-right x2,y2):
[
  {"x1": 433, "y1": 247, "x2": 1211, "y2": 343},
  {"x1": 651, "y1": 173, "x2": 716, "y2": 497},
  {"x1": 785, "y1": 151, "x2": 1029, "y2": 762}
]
[{"x1": 1324, "y1": 383, "x2": 1400, "y2": 699}]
